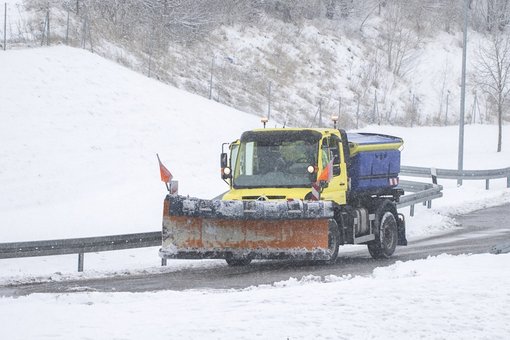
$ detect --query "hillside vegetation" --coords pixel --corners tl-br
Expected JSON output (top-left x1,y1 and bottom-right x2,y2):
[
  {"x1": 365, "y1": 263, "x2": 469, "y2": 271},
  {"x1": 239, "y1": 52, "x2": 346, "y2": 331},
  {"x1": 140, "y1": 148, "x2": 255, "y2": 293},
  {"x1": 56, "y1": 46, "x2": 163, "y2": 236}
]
[{"x1": 6, "y1": 0, "x2": 510, "y2": 129}]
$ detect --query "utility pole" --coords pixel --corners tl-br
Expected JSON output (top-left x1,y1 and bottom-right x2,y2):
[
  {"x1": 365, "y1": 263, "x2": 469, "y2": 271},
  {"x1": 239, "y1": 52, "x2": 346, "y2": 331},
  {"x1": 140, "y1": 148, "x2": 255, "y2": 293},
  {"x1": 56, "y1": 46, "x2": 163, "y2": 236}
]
[
  {"x1": 373, "y1": 91, "x2": 379, "y2": 125},
  {"x1": 318, "y1": 99, "x2": 322, "y2": 128},
  {"x1": 471, "y1": 94, "x2": 478, "y2": 124},
  {"x1": 3, "y1": 3, "x2": 6, "y2": 51},
  {"x1": 42, "y1": 8, "x2": 49, "y2": 46},
  {"x1": 445, "y1": 91, "x2": 450, "y2": 126},
  {"x1": 147, "y1": 27, "x2": 154, "y2": 78},
  {"x1": 356, "y1": 98, "x2": 360, "y2": 129},
  {"x1": 41, "y1": 13, "x2": 46, "y2": 46},
  {"x1": 267, "y1": 81, "x2": 271, "y2": 121},
  {"x1": 65, "y1": 10, "x2": 69, "y2": 45},
  {"x1": 208, "y1": 56, "x2": 214, "y2": 100},
  {"x1": 81, "y1": 17, "x2": 86, "y2": 48},
  {"x1": 458, "y1": 0, "x2": 468, "y2": 186}
]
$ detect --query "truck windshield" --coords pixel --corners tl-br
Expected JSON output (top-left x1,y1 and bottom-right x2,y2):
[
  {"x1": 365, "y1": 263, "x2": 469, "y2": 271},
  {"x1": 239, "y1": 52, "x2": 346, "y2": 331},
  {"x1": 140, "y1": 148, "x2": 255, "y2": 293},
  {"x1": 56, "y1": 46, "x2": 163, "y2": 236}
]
[{"x1": 233, "y1": 131, "x2": 320, "y2": 188}]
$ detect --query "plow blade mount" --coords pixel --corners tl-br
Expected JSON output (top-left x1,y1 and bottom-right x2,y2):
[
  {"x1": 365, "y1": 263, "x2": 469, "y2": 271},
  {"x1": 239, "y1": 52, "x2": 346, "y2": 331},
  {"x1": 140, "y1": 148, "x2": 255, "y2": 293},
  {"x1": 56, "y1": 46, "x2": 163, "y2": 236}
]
[{"x1": 160, "y1": 195, "x2": 336, "y2": 261}]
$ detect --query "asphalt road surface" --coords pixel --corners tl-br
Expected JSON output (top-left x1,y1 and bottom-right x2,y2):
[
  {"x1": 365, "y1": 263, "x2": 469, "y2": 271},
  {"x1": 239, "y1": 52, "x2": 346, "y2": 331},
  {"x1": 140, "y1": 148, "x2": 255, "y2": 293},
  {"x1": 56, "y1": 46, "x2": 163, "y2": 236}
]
[{"x1": 2, "y1": 204, "x2": 509, "y2": 296}]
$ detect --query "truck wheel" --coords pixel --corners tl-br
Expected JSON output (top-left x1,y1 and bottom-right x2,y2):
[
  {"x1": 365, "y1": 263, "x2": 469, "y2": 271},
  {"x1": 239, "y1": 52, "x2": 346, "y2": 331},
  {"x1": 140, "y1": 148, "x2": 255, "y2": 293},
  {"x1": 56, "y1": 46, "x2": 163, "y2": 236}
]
[
  {"x1": 368, "y1": 211, "x2": 398, "y2": 259},
  {"x1": 225, "y1": 255, "x2": 252, "y2": 266}
]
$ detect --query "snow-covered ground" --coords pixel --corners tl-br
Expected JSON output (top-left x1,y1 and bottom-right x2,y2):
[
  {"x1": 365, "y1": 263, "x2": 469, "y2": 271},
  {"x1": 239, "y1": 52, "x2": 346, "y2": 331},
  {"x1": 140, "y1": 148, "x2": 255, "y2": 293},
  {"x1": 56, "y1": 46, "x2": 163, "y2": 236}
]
[
  {"x1": 1, "y1": 46, "x2": 509, "y2": 339},
  {"x1": 1, "y1": 254, "x2": 509, "y2": 339}
]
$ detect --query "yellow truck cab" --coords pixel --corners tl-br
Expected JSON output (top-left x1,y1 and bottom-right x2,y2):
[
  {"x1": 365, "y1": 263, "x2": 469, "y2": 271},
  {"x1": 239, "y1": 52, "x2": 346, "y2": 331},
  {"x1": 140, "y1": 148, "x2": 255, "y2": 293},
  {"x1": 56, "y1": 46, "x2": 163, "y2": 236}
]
[{"x1": 221, "y1": 128, "x2": 402, "y2": 206}]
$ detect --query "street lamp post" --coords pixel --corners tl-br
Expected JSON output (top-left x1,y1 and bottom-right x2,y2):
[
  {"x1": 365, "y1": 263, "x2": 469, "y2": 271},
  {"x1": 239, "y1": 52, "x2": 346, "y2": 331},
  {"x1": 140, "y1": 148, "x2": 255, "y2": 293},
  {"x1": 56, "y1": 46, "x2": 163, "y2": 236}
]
[{"x1": 458, "y1": 0, "x2": 469, "y2": 186}]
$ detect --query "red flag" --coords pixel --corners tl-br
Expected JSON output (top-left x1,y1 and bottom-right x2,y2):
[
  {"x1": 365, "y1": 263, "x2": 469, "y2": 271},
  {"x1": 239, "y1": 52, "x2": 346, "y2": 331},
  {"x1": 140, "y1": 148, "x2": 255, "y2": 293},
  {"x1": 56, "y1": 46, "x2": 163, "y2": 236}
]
[
  {"x1": 157, "y1": 154, "x2": 173, "y2": 183},
  {"x1": 318, "y1": 158, "x2": 334, "y2": 182}
]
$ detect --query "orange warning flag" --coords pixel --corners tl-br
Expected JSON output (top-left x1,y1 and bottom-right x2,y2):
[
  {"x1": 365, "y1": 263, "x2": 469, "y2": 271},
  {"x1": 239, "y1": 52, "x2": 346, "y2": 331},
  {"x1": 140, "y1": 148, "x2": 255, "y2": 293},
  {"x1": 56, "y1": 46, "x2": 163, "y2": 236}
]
[
  {"x1": 318, "y1": 158, "x2": 333, "y2": 182},
  {"x1": 157, "y1": 154, "x2": 173, "y2": 183}
]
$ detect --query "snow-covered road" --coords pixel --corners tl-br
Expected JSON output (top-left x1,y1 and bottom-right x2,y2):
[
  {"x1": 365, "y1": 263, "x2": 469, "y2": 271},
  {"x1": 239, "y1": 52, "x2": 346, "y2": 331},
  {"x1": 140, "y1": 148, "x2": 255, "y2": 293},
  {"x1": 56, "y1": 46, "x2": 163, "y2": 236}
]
[{"x1": 3, "y1": 203, "x2": 509, "y2": 296}]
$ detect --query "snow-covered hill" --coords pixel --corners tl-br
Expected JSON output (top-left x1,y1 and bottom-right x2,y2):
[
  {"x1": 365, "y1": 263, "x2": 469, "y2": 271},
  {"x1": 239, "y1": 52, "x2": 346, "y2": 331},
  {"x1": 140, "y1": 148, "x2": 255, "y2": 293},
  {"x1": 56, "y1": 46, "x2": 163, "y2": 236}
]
[
  {"x1": 0, "y1": 46, "x2": 259, "y2": 241},
  {"x1": 161, "y1": 23, "x2": 472, "y2": 127},
  {"x1": 4, "y1": 0, "x2": 507, "y2": 128}
]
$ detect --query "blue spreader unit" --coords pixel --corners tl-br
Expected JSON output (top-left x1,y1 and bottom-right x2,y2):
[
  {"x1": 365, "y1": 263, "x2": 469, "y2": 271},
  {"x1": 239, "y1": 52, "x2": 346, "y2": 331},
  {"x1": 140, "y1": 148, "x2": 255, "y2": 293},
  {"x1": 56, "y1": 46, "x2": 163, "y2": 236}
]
[
  {"x1": 349, "y1": 151, "x2": 401, "y2": 191},
  {"x1": 347, "y1": 133, "x2": 402, "y2": 192}
]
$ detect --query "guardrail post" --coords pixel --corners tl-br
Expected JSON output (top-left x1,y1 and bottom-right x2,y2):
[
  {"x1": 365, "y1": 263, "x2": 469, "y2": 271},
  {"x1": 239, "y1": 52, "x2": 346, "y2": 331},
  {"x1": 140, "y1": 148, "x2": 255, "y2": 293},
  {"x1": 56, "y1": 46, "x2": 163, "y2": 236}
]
[
  {"x1": 485, "y1": 179, "x2": 490, "y2": 190},
  {"x1": 427, "y1": 200, "x2": 432, "y2": 209},
  {"x1": 78, "y1": 252, "x2": 84, "y2": 272},
  {"x1": 410, "y1": 205, "x2": 415, "y2": 217},
  {"x1": 161, "y1": 258, "x2": 167, "y2": 266},
  {"x1": 431, "y1": 167, "x2": 438, "y2": 184}
]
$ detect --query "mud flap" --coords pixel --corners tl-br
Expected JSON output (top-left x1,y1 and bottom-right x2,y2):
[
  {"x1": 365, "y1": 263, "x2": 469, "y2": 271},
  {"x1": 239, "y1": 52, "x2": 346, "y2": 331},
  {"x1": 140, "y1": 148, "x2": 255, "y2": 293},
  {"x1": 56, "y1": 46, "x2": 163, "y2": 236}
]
[
  {"x1": 160, "y1": 195, "x2": 336, "y2": 260},
  {"x1": 397, "y1": 213, "x2": 407, "y2": 246}
]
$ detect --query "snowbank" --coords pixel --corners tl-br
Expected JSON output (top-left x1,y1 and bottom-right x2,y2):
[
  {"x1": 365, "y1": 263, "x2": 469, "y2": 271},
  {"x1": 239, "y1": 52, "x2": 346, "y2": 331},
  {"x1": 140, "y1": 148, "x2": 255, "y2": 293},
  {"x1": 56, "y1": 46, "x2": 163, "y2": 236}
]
[{"x1": 1, "y1": 253, "x2": 509, "y2": 339}]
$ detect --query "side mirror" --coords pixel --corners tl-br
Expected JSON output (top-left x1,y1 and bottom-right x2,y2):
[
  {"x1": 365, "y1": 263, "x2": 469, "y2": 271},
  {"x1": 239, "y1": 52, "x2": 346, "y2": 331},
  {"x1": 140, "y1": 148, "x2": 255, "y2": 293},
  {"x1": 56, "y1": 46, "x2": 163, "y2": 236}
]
[
  {"x1": 220, "y1": 153, "x2": 228, "y2": 168},
  {"x1": 220, "y1": 153, "x2": 231, "y2": 179}
]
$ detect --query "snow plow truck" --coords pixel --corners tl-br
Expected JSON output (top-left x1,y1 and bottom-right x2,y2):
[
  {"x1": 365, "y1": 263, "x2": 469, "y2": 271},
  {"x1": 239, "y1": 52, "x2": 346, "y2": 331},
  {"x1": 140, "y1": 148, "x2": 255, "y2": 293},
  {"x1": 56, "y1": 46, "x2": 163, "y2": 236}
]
[{"x1": 160, "y1": 127, "x2": 407, "y2": 266}]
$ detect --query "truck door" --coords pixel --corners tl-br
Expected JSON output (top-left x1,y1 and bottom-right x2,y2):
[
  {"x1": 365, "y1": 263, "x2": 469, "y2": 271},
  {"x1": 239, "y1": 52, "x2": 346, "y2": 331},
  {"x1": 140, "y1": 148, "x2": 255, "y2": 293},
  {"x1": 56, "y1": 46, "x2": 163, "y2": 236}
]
[{"x1": 320, "y1": 135, "x2": 348, "y2": 205}]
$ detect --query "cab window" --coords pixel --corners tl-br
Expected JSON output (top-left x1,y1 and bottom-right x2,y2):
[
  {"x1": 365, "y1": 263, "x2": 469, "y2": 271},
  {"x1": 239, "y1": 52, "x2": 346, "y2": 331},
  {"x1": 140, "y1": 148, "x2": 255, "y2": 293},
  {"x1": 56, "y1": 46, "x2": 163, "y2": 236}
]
[
  {"x1": 322, "y1": 136, "x2": 341, "y2": 176},
  {"x1": 330, "y1": 135, "x2": 341, "y2": 176}
]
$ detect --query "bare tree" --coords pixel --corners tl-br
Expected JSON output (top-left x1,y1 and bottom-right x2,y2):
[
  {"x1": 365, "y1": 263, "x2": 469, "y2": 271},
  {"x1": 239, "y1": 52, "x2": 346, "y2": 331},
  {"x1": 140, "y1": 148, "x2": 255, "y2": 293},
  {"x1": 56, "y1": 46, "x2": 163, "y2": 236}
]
[
  {"x1": 475, "y1": 31, "x2": 510, "y2": 152},
  {"x1": 432, "y1": 0, "x2": 463, "y2": 34},
  {"x1": 325, "y1": 0, "x2": 358, "y2": 20},
  {"x1": 469, "y1": 0, "x2": 510, "y2": 31},
  {"x1": 486, "y1": 0, "x2": 510, "y2": 31},
  {"x1": 436, "y1": 58, "x2": 451, "y2": 125},
  {"x1": 378, "y1": 0, "x2": 420, "y2": 76}
]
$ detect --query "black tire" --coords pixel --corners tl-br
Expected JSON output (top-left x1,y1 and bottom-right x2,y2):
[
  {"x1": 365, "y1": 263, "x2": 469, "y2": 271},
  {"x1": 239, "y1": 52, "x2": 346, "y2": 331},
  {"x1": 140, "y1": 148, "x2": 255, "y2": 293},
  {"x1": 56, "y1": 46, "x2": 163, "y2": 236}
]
[
  {"x1": 225, "y1": 255, "x2": 252, "y2": 266},
  {"x1": 368, "y1": 211, "x2": 398, "y2": 259}
]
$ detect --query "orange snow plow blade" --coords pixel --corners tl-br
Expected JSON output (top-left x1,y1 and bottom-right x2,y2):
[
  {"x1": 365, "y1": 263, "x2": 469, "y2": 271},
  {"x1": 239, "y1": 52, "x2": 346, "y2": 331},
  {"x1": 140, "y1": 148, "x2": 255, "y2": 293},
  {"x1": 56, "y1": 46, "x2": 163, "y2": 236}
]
[{"x1": 159, "y1": 195, "x2": 335, "y2": 260}]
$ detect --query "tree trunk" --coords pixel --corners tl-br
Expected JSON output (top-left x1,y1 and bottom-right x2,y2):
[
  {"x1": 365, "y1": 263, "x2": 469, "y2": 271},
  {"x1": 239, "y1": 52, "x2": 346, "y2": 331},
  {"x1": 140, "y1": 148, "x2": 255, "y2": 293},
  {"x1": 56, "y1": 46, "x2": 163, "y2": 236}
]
[
  {"x1": 487, "y1": 0, "x2": 494, "y2": 31},
  {"x1": 498, "y1": 103, "x2": 502, "y2": 152},
  {"x1": 326, "y1": 0, "x2": 335, "y2": 20}
]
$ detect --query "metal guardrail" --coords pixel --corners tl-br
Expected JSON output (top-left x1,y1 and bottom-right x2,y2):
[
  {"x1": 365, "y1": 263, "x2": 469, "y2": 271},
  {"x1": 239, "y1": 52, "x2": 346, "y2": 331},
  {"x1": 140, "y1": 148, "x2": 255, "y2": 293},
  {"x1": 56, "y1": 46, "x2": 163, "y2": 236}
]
[
  {"x1": 401, "y1": 165, "x2": 510, "y2": 189},
  {"x1": 397, "y1": 180, "x2": 443, "y2": 217},
  {"x1": 0, "y1": 232, "x2": 161, "y2": 272}
]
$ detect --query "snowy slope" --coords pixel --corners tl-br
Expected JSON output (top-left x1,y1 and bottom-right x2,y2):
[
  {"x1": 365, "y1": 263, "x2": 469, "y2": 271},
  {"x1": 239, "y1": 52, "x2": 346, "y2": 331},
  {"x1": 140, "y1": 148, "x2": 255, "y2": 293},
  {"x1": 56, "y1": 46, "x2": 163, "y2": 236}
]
[
  {"x1": 3, "y1": 0, "x2": 492, "y2": 128},
  {"x1": 0, "y1": 46, "x2": 260, "y2": 242}
]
